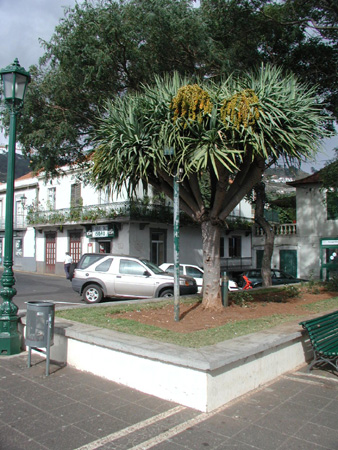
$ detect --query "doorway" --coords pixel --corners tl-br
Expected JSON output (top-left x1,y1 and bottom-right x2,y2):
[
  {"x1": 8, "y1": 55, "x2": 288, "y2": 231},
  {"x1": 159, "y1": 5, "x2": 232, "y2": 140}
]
[
  {"x1": 99, "y1": 240, "x2": 111, "y2": 253},
  {"x1": 150, "y1": 229, "x2": 166, "y2": 266},
  {"x1": 45, "y1": 232, "x2": 56, "y2": 274},
  {"x1": 280, "y1": 249, "x2": 297, "y2": 278}
]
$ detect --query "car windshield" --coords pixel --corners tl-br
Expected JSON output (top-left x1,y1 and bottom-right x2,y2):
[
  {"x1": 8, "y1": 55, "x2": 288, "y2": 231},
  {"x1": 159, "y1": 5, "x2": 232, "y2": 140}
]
[{"x1": 140, "y1": 259, "x2": 164, "y2": 274}]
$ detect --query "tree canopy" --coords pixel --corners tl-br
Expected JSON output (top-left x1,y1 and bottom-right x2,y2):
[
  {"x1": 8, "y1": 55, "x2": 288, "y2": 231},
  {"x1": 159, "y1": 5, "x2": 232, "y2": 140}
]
[
  {"x1": 7, "y1": 0, "x2": 336, "y2": 174},
  {"x1": 91, "y1": 66, "x2": 330, "y2": 308}
]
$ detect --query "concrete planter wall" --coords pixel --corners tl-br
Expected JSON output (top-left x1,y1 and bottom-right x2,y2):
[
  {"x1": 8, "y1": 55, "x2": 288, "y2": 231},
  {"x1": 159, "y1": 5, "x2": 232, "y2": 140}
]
[{"x1": 22, "y1": 316, "x2": 312, "y2": 412}]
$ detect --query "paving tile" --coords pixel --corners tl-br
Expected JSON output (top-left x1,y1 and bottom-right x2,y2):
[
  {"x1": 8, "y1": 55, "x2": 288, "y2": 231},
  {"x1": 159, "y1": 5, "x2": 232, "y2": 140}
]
[
  {"x1": 9, "y1": 411, "x2": 67, "y2": 438},
  {"x1": 36, "y1": 424, "x2": 97, "y2": 450},
  {"x1": 107, "y1": 402, "x2": 163, "y2": 425},
  {"x1": 0, "y1": 397, "x2": 42, "y2": 425},
  {"x1": 215, "y1": 439, "x2": 263, "y2": 449},
  {"x1": 75, "y1": 411, "x2": 129, "y2": 438},
  {"x1": 232, "y1": 423, "x2": 289, "y2": 449},
  {"x1": 302, "y1": 382, "x2": 338, "y2": 399},
  {"x1": 81, "y1": 390, "x2": 131, "y2": 412},
  {"x1": 169, "y1": 425, "x2": 229, "y2": 449},
  {"x1": 294, "y1": 422, "x2": 338, "y2": 449},
  {"x1": 0, "y1": 426, "x2": 46, "y2": 450},
  {"x1": 48, "y1": 400, "x2": 102, "y2": 424},
  {"x1": 136, "y1": 394, "x2": 179, "y2": 413},
  {"x1": 59, "y1": 383, "x2": 105, "y2": 401},
  {"x1": 288, "y1": 389, "x2": 334, "y2": 410},
  {"x1": 148, "y1": 440, "x2": 186, "y2": 449},
  {"x1": 278, "y1": 436, "x2": 332, "y2": 450},
  {"x1": 322, "y1": 398, "x2": 338, "y2": 416},
  {"x1": 310, "y1": 409, "x2": 338, "y2": 431},
  {"x1": 198, "y1": 414, "x2": 249, "y2": 438},
  {"x1": 253, "y1": 400, "x2": 318, "y2": 435},
  {"x1": 220, "y1": 399, "x2": 271, "y2": 423}
]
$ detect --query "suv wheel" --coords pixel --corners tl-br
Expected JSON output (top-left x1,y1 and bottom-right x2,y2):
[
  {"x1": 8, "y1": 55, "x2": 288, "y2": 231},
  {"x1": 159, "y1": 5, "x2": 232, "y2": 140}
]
[
  {"x1": 159, "y1": 288, "x2": 174, "y2": 298},
  {"x1": 83, "y1": 284, "x2": 103, "y2": 304}
]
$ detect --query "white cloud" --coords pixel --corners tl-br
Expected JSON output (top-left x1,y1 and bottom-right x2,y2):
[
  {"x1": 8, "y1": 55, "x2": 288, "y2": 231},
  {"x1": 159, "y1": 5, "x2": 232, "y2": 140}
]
[
  {"x1": 0, "y1": 0, "x2": 336, "y2": 170},
  {"x1": 0, "y1": 0, "x2": 80, "y2": 71}
]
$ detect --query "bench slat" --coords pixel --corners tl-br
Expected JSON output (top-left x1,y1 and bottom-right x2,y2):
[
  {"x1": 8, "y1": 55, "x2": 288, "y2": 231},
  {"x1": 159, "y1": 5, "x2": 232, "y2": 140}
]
[{"x1": 299, "y1": 310, "x2": 338, "y2": 372}]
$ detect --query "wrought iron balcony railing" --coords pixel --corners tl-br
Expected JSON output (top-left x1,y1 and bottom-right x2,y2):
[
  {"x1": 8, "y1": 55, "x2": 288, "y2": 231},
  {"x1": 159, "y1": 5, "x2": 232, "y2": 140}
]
[{"x1": 25, "y1": 201, "x2": 174, "y2": 226}]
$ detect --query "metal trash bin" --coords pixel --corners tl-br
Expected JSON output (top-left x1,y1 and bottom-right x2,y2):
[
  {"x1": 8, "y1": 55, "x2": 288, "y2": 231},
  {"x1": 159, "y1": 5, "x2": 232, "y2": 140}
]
[{"x1": 25, "y1": 301, "x2": 55, "y2": 376}]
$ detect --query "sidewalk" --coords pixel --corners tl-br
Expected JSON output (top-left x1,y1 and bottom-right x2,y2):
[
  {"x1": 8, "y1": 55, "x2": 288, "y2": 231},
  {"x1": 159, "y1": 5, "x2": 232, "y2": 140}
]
[{"x1": 0, "y1": 352, "x2": 337, "y2": 450}]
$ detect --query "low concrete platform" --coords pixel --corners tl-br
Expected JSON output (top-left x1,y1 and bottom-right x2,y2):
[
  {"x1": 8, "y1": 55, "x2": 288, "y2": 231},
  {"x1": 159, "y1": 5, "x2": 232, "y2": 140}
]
[
  {"x1": 21, "y1": 309, "x2": 316, "y2": 412},
  {"x1": 1, "y1": 352, "x2": 337, "y2": 450}
]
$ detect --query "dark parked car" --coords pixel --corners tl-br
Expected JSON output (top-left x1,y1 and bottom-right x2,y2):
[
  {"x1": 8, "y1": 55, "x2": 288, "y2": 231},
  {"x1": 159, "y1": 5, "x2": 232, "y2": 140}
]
[{"x1": 239, "y1": 269, "x2": 307, "y2": 288}]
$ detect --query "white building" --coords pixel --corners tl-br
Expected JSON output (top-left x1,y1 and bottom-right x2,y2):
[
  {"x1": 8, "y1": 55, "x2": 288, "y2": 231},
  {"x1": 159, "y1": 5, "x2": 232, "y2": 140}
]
[
  {"x1": 0, "y1": 168, "x2": 254, "y2": 278},
  {"x1": 252, "y1": 171, "x2": 338, "y2": 281}
]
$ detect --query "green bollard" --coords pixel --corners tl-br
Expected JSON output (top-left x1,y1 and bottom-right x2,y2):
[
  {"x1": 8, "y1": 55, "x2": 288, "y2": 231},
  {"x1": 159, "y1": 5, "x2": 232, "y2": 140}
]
[{"x1": 221, "y1": 272, "x2": 229, "y2": 307}]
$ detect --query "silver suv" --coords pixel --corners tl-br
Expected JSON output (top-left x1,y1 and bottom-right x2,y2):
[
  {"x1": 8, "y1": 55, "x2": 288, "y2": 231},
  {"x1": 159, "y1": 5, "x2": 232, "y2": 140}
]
[{"x1": 72, "y1": 253, "x2": 198, "y2": 303}]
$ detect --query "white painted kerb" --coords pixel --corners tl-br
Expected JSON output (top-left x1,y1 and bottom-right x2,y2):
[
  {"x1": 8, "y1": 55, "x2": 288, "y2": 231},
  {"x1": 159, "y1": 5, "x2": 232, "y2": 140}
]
[{"x1": 51, "y1": 319, "x2": 312, "y2": 412}]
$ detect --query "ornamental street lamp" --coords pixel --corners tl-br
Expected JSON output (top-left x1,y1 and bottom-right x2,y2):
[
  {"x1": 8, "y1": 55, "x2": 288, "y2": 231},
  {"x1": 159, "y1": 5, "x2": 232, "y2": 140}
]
[{"x1": 0, "y1": 59, "x2": 30, "y2": 355}]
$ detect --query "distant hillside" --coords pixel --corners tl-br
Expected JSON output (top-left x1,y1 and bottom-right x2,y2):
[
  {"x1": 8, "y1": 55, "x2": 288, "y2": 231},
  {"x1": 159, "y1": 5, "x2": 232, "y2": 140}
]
[
  {"x1": 264, "y1": 166, "x2": 311, "y2": 196},
  {"x1": 265, "y1": 166, "x2": 310, "y2": 180},
  {"x1": 0, "y1": 153, "x2": 31, "y2": 183}
]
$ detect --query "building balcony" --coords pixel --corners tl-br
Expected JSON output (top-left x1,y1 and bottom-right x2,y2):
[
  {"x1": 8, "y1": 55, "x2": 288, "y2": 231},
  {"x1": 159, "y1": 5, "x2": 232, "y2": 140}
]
[
  {"x1": 25, "y1": 201, "x2": 174, "y2": 227},
  {"x1": 255, "y1": 223, "x2": 297, "y2": 236},
  {"x1": 0, "y1": 214, "x2": 26, "y2": 231}
]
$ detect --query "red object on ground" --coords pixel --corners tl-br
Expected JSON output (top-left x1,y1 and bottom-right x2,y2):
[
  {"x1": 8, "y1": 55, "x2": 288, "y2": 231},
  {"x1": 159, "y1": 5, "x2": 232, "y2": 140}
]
[{"x1": 243, "y1": 275, "x2": 253, "y2": 290}]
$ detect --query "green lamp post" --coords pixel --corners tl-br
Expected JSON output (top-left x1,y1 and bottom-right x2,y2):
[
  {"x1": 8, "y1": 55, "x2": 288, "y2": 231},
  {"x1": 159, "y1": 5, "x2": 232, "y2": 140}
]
[{"x1": 0, "y1": 58, "x2": 31, "y2": 355}]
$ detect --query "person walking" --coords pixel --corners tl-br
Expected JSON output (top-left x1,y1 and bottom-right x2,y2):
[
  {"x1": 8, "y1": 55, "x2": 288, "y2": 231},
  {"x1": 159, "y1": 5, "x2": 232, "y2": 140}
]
[{"x1": 64, "y1": 252, "x2": 73, "y2": 279}]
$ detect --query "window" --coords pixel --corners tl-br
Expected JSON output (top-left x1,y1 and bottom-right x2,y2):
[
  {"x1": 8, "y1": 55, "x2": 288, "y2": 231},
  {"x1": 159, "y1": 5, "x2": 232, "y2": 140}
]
[
  {"x1": 220, "y1": 237, "x2": 225, "y2": 257},
  {"x1": 165, "y1": 264, "x2": 183, "y2": 275},
  {"x1": 15, "y1": 199, "x2": 24, "y2": 227},
  {"x1": 119, "y1": 259, "x2": 146, "y2": 276},
  {"x1": 327, "y1": 191, "x2": 338, "y2": 220},
  {"x1": 71, "y1": 183, "x2": 82, "y2": 207},
  {"x1": 15, "y1": 238, "x2": 23, "y2": 257},
  {"x1": 186, "y1": 266, "x2": 203, "y2": 278},
  {"x1": 96, "y1": 258, "x2": 113, "y2": 272},
  {"x1": 150, "y1": 230, "x2": 166, "y2": 265},
  {"x1": 229, "y1": 236, "x2": 241, "y2": 258},
  {"x1": 78, "y1": 255, "x2": 103, "y2": 269},
  {"x1": 98, "y1": 187, "x2": 109, "y2": 204},
  {"x1": 48, "y1": 187, "x2": 56, "y2": 209}
]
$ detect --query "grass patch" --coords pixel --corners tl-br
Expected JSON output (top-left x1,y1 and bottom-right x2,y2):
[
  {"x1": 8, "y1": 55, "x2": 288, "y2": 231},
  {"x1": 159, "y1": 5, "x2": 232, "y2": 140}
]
[
  {"x1": 55, "y1": 292, "x2": 338, "y2": 348},
  {"x1": 56, "y1": 305, "x2": 294, "y2": 348},
  {"x1": 298, "y1": 297, "x2": 338, "y2": 313}
]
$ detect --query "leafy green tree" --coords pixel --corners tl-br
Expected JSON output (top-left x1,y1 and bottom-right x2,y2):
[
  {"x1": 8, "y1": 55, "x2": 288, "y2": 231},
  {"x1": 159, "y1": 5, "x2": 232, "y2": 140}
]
[
  {"x1": 9, "y1": 0, "x2": 336, "y2": 174},
  {"x1": 320, "y1": 149, "x2": 338, "y2": 218},
  {"x1": 91, "y1": 66, "x2": 329, "y2": 309},
  {"x1": 17, "y1": 0, "x2": 208, "y2": 175},
  {"x1": 201, "y1": 0, "x2": 338, "y2": 118}
]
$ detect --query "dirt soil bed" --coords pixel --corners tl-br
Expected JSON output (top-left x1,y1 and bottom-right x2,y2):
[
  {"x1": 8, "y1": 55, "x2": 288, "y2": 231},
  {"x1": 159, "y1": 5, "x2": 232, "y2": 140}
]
[{"x1": 113, "y1": 288, "x2": 338, "y2": 333}]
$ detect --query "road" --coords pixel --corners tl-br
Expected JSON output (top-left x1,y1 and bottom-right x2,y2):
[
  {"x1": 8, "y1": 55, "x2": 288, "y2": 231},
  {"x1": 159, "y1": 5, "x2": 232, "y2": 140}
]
[{"x1": 0, "y1": 269, "x2": 82, "y2": 312}]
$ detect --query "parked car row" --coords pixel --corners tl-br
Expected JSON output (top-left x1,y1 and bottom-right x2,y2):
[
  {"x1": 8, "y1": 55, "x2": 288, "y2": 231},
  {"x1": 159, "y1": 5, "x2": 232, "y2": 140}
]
[
  {"x1": 72, "y1": 253, "x2": 198, "y2": 303},
  {"x1": 238, "y1": 269, "x2": 307, "y2": 288},
  {"x1": 159, "y1": 263, "x2": 239, "y2": 293},
  {"x1": 71, "y1": 254, "x2": 307, "y2": 304}
]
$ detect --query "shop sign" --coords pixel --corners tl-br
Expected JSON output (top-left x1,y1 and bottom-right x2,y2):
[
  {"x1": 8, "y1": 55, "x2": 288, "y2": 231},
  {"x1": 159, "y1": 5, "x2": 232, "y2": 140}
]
[
  {"x1": 86, "y1": 224, "x2": 116, "y2": 239},
  {"x1": 322, "y1": 239, "x2": 338, "y2": 246}
]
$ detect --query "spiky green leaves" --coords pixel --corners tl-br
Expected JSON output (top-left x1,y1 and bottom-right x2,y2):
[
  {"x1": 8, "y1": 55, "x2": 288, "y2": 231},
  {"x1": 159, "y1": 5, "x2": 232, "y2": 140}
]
[{"x1": 91, "y1": 65, "x2": 331, "y2": 195}]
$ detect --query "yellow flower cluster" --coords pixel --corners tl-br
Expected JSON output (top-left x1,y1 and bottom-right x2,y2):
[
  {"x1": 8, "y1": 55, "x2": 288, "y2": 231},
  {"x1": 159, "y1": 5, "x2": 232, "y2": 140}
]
[
  {"x1": 220, "y1": 89, "x2": 260, "y2": 129},
  {"x1": 170, "y1": 84, "x2": 213, "y2": 124}
]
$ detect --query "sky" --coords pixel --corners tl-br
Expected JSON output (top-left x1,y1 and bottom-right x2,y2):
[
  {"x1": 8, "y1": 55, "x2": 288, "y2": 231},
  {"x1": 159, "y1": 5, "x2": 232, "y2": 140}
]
[{"x1": 0, "y1": 0, "x2": 336, "y2": 173}]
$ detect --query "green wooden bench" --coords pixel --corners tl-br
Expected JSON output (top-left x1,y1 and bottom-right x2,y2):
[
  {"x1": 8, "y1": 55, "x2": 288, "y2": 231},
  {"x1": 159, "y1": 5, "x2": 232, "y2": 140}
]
[{"x1": 299, "y1": 310, "x2": 338, "y2": 372}]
